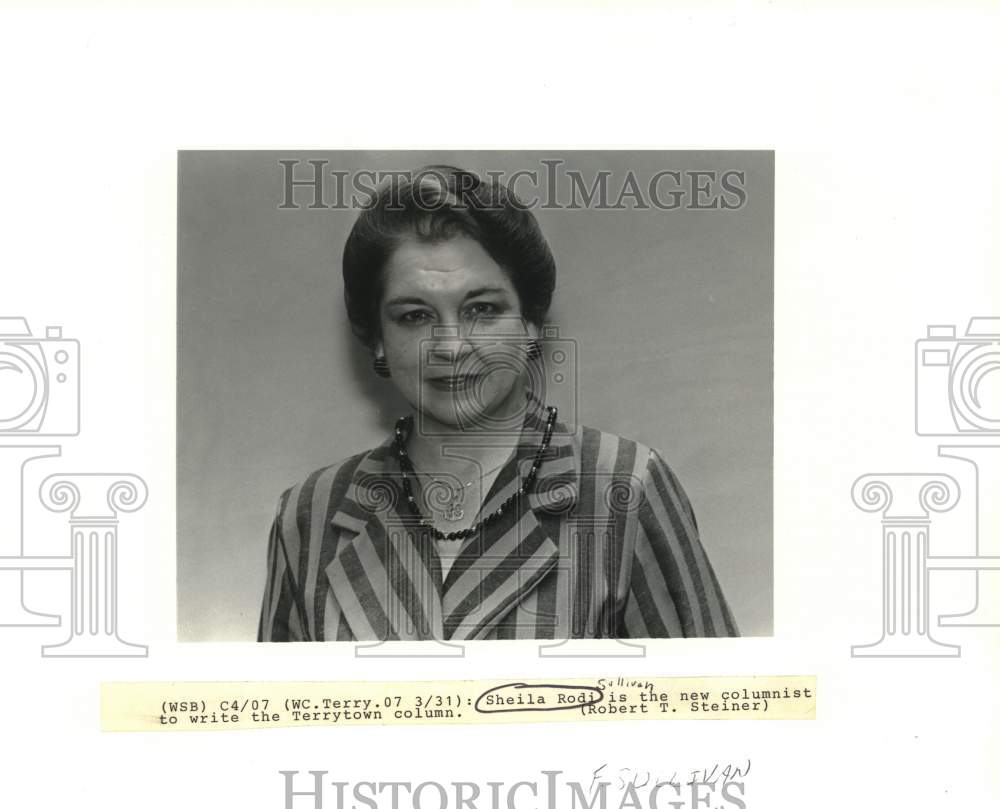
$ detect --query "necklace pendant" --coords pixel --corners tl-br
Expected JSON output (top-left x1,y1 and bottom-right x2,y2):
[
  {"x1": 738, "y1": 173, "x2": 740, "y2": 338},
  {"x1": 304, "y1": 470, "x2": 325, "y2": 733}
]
[{"x1": 443, "y1": 502, "x2": 464, "y2": 522}]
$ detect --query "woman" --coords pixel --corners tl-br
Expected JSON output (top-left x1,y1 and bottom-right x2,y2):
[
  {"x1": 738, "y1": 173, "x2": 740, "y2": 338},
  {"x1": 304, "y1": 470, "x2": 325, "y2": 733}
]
[{"x1": 258, "y1": 165, "x2": 738, "y2": 642}]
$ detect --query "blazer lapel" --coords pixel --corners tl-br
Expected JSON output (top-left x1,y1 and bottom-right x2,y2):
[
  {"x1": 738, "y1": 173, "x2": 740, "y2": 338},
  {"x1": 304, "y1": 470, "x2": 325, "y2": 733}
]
[
  {"x1": 325, "y1": 396, "x2": 579, "y2": 643},
  {"x1": 325, "y1": 444, "x2": 445, "y2": 641},
  {"x1": 441, "y1": 418, "x2": 579, "y2": 641}
]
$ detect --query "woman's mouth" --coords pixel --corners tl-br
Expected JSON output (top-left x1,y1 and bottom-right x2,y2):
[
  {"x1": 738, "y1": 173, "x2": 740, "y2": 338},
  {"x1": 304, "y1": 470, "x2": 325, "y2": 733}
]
[{"x1": 427, "y1": 374, "x2": 481, "y2": 392}]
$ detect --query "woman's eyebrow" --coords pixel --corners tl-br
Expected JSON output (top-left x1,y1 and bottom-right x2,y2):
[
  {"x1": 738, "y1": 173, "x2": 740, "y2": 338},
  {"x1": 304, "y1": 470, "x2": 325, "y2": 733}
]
[
  {"x1": 383, "y1": 287, "x2": 510, "y2": 308},
  {"x1": 463, "y1": 286, "x2": 509, "y2": 299},
  {"x1": 383, "y1": 295, "x2": 428, "y2": 307}
]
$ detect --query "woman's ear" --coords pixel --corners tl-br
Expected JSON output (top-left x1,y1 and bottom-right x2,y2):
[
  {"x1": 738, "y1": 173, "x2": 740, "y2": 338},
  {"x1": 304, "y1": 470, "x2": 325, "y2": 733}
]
[
  {"x1": 371, "y1": 339, "x2": 391, "y2": 378},
  {"x1": 523, "y1": 321, "x2": 543, "y2": 363}
]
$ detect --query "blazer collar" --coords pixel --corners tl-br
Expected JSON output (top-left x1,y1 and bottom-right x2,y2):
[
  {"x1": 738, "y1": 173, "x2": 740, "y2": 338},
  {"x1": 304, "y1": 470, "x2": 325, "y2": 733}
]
[{"x1": 326, "y1": 395, "x2": 578, "y2": 641}]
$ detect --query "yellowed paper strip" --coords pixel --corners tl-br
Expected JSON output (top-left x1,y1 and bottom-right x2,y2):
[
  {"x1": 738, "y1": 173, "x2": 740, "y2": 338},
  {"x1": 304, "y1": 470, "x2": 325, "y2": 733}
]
[{"x1": 101, "y1": 675, "x2": 815, "y2": 731}]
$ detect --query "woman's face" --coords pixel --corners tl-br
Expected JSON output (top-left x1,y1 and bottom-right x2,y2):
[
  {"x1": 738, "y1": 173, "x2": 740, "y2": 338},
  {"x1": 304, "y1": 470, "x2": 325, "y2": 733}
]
[{"x1": 377, "y1": 235, "x2": 539, "y2": 431}]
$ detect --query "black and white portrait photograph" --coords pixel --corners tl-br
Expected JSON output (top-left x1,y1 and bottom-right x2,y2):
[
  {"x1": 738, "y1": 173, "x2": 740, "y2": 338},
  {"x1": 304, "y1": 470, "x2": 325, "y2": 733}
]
[
  {"x1": 8, "y1": 6, "x2": 1000, "y2": 809},
  {"x1": 177, "y1": 151, "x2": 773, "y2": 642}
]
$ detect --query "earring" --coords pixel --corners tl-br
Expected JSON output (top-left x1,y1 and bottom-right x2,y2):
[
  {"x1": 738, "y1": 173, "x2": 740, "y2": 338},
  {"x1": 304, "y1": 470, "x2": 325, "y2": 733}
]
[
  {"x1": 373, "y1": 355, "x2": 391, "y2": 377},
  {"x1": 524, "y1": 340, "x2": 542, "y2": 361}
]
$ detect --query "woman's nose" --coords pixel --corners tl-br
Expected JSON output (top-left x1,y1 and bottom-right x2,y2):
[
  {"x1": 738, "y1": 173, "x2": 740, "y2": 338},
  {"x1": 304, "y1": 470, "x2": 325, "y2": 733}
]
[{"x1": 426, "y1": 324, "x2": 473, "y2": 363}]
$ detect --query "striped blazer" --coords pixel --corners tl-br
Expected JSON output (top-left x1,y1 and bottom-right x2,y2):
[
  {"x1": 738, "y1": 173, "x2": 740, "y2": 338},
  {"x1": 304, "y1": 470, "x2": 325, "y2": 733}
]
[{"x1": 258, "y1": 405, "x2": 739, "y2": 642}]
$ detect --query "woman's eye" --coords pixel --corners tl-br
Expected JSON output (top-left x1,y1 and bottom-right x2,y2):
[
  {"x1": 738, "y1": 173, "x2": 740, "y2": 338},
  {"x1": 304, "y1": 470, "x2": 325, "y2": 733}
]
[
  {"x1": 466, "y1": 302, "x2": 500, "y2": 319},
  {"x1": 399, "y1": 310, "x2": 432, "y2": 325}
]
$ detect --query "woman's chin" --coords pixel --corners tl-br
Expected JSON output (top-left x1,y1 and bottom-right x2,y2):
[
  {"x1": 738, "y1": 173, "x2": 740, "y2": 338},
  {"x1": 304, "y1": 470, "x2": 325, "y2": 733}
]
[{"x1": 416, "y1": 387, "x2": 522, "y2": 432}]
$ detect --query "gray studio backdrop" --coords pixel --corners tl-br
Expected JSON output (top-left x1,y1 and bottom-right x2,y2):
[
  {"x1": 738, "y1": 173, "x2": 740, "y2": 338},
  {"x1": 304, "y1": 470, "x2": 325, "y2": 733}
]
[{"x1": 177, "y1": 150, "x2": 773, "y2": 641}]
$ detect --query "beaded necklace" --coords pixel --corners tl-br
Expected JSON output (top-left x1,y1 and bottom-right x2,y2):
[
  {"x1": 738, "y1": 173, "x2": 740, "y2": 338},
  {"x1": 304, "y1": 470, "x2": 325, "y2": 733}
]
[
  {"x1": 413, "y1": 454, "x2": 513, "y2": 523},
  {"x1": 393, "y1": 405, "x2": 558, "y2": 542}
]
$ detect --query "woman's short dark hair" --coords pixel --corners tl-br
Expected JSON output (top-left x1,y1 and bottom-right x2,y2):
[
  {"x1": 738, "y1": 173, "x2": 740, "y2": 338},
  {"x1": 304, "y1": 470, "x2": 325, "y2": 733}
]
[{"x1": 342, "y1": 165, "x2": 556, "y2": 350}]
